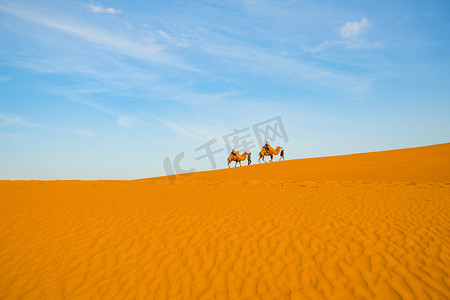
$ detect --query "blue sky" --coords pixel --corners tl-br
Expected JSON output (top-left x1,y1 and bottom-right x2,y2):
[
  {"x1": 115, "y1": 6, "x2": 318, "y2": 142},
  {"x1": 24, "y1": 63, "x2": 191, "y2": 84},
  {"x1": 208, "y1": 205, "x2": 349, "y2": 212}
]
[{"x1": 0, "y1": 0, "x2": 449, "y2": 180}]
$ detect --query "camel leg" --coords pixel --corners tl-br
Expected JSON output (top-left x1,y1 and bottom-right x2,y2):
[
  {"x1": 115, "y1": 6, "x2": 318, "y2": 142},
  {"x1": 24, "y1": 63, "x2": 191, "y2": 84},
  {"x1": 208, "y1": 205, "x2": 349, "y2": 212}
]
[
  {"x1": 269, "y1": 154, "x2": 273, "y2": 162},
  {"x1": 239, "y1": 161, "x2": 241, "y2": 167}
]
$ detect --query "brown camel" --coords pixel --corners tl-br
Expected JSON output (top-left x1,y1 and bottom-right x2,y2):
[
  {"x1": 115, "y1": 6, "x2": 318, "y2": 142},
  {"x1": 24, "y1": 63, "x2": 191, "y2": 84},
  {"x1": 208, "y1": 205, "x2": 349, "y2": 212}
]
[
  {"x1": 259, "y1": 145, "x2": 283, "y2": 163},
  {"x1": 227, "y1": 151, "x2": 249, "y2": 168}
]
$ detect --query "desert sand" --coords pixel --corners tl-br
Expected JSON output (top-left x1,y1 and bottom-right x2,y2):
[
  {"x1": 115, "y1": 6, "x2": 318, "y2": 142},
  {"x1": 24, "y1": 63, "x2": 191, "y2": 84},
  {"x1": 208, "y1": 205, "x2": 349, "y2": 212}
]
[{"x1": 0, "y1": 143, "x2": 449, "y2": 299}]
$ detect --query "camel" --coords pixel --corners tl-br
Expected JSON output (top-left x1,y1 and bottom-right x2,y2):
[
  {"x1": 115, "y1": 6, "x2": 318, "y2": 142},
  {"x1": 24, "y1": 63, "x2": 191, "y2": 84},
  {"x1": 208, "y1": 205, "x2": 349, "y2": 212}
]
[
  {"x1": 259, "y1": 145, "x2": 283, "y2": 163},
  {"x1": 227, "y1": 151, "x2": 249, "y2": 168}
]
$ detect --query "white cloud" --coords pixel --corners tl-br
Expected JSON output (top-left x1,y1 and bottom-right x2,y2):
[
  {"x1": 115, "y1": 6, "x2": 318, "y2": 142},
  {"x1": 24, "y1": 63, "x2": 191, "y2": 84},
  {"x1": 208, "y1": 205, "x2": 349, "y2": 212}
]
[
  {"x1": 52, "y1": 93, "x2": 140, "y2": 129},
  {"x1": 153, "y1": 116, "x2": 234, "y2": 146},
  {"x1": 193, "y1": 37, "x2": 358, "y2": 89},
  {"x1": 73, "y1": 100, "x2": 140, "y2": 129},
  {"x1": 74, "y1": 129, "x2": 122, "y2": 139},
  {"x1": 156, "y1": 30, "x2": 172, "y2": 41},
  {"x1": 351, "y1": 79, "x2": 373, "y2": 93},
  {"x1": 304, "y1": 17, "x2": 377, "y2": 54},
  {"x1": 76, "y1": 129, "x2": 96, "y2": 138},
  {"x1": 307, "y1": 40, "x2": 381, "y2": 53},
  {"x1": 341, "y1": 18, "x2": 370, "y2": 39},
  {"x1": 0, "y1": 113, "x2": 38, "y2": 127},
  {"x1": 0, "y1": 113, "x2": 22, "y2": 127},
  {"x1": 0, "y1": 3, "x2": 190, "y2": 70},
  {"x1": 117, "y1": 115, "x2": 138, "y2": 128},
  {"x1": 0, "y1": 131, "x2": 25, "y2": 138},
  {"x1": 0, "y1": 1, "x2": 373, "y2": 102},
  {"x1": 155, "y1": 118, "x2": 204, "y2": 141},
  {"x1": 156, "y1": 30, "x2": 189, "y2": 47},
  {"x1": 89, "y1": 4, "x2": 122, "y2": 14}
]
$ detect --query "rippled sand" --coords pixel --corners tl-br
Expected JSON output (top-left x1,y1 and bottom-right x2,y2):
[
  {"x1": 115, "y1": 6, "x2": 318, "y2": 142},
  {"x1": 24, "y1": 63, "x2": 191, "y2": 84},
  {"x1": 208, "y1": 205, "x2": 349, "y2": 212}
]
[{"x1": 1, "y1": 143, "x2": 449, "y2": 299}]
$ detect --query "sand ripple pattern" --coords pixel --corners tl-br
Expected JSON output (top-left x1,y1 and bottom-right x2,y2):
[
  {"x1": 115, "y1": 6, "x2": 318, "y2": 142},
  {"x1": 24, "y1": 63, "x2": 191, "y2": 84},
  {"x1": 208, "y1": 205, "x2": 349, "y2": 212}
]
[
  {"x1": 0, "y1": 180, "x2": 449, "y2": 299},
  {"x1": 1, "y1": 144, "x2": 450, "y2": 299}
]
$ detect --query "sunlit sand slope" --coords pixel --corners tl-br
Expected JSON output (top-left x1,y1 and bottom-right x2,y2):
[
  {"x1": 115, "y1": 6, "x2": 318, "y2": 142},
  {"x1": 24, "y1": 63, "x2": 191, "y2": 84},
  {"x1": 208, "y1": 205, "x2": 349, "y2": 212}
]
[{"x1": 1, "y1": 143, "x2": 449, "y2": 299}]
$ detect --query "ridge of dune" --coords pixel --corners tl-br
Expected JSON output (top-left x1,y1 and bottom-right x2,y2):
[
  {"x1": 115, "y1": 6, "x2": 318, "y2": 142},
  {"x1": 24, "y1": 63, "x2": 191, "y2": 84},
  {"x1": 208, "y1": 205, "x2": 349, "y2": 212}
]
[
  {"x1": 160, "y1": 142, "x2": 450, "y2": 184},
  {"x1": 0, "y1": 143, "x2": 449, "y2": 299}
]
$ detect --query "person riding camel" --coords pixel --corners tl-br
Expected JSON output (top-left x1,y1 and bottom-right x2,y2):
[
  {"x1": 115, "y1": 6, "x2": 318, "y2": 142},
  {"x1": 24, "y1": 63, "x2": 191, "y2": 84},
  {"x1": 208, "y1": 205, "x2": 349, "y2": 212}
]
[
  {"x1": 264, "y1": 141, "x2": 270, "y2": 154},
  {"x1": 231, "y1": 149, "x2": 237, "y2": 159}
]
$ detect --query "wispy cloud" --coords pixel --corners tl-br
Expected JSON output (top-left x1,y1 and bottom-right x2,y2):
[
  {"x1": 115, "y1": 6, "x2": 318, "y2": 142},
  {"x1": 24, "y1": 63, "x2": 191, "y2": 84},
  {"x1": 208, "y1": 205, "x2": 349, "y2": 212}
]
[
  {"x1": 162, "y1": 90, "x2": 238, "y2": 105},
  {"x1": 154, "y1": 118, "x2": 204, "y2": 141},
  {"x1": 156, "y1": 30, "x2": 189, "y2": 47},
  {"x1": 0, "y1": 0, "x2": 379, "y2": 107},
  {"x1": 0, "y1": 3, "x2": 189, "y2": 69},
  {"x1": 88, "y1": 4, "x2": 122, "y2": 14},
  {"x1": 304, "y1": 17, "x2": 378, "y2": 54},
  {"x1": 307, "y1": 39, "x2": 381, "y2": 53},
  {"x1": 190, "y1": 35, "x2": 362, "y2": 90},
  {"x1": 0, "y1": 131, "x2": 25, "y2": 138},
  {"x1": 75, "y1": 129, "x2": 120, "y2": 139},
  {"x1": 74, "y1": 98, "x2": 140, "y2": 128},
  {"x1": 341, "y1": 18, "x2": 371, "y2": 39},
  {"x1": 76, "y1": 129, "x2": 96, "y2": 138},
  {"x1": 154, "y1": 117, "x2": 232, "y2": 145},
  {"x1": 0, "y1": 113, "x2": 39, "y2": 127},
  {"x1": 49, "y1": 88, "x2": 141, "y2": 129},
  {"x1": 0, "y1": 76, "x2": 11, "y2": 82},
  {"x1": 348, "y1": 79, "x2": 373, "y2": 97},
  {"x1": 117, "y1": 115, "x2": 139, "y2": 128}
]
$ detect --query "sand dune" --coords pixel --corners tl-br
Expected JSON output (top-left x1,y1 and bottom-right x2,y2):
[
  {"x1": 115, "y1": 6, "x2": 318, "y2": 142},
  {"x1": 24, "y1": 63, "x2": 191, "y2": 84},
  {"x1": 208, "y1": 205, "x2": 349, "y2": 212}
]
[{"x1": 1, "y1": 143, "x2": 449, "y2": 299}]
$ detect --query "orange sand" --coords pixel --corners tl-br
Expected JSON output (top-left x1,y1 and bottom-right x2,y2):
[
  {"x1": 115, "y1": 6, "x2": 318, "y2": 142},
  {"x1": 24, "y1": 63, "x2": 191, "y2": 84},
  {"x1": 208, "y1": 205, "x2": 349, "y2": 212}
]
[{"x1": 1, "y1": 143, "x2": 449, "y2": 299}]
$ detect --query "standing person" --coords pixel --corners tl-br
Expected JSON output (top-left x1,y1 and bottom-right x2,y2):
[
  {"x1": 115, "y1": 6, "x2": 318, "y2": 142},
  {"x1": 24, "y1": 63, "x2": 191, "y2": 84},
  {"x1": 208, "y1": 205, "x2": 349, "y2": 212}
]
[
  {"x1": 247, "y1": 153, "x2": 252, "y2": 165},
  {"x1": 279, "y1": 149, "x2": 285, "y2": 161}
]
